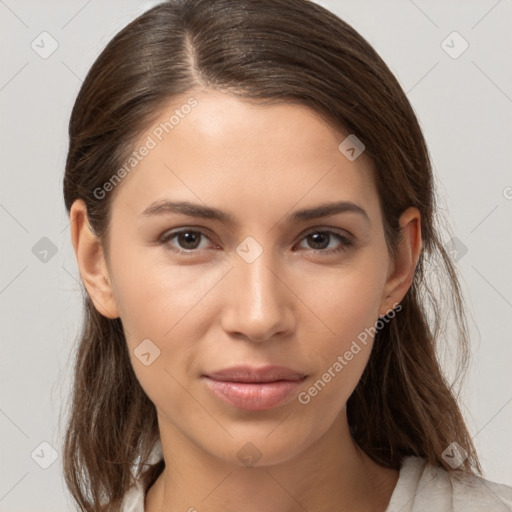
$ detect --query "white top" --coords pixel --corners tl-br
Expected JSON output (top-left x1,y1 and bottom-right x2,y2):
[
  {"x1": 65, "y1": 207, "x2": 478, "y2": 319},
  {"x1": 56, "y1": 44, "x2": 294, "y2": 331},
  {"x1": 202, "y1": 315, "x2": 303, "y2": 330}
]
[{"x1": 121, "y1": 441, "x2": 512, "y2": 512}]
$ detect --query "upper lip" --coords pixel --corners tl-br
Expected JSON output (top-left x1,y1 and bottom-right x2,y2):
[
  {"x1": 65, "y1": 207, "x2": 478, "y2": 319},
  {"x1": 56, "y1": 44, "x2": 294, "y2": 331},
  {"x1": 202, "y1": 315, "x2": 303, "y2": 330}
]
[{"x1": 204, "y1": 365, "x2": 307, "y2": 383}]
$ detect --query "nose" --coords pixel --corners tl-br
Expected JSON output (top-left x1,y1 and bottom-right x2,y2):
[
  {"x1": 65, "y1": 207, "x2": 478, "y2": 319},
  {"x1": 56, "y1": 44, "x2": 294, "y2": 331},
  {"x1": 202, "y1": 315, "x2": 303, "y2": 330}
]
[{"x1": 220, "y1": 248, "x2": 295, "y2": 343}]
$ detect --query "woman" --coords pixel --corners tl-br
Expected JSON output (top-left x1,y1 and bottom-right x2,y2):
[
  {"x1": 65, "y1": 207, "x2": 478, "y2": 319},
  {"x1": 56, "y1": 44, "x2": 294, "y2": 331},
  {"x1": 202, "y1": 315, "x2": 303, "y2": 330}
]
[{"x1": 62, "y1": 0, "x2": 512, "y2": 511}]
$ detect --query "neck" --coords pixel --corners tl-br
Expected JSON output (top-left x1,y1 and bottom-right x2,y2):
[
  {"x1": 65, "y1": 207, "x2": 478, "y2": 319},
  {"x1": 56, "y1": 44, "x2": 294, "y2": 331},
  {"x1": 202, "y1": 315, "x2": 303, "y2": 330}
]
[{"x1": 145, "y1": 411, "x2": 398, "y2": 512}]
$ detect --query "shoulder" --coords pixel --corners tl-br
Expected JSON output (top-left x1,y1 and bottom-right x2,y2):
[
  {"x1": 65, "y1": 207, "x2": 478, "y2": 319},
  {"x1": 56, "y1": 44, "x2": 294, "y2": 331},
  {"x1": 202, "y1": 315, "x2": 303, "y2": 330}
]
[{"x1": 386, "y1": 456, "x2": 512, "y2": 512}]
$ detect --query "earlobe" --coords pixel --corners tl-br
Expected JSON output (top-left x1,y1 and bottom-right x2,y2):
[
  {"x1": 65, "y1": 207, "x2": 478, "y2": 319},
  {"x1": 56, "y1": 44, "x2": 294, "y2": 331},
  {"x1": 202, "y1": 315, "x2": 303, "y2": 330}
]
[
  {"x1": 69, "y1": 199, "x2": 120, "y2": 319},
  {"x1": 379, "y1": 207, "x2": 422, "y2": 316}
]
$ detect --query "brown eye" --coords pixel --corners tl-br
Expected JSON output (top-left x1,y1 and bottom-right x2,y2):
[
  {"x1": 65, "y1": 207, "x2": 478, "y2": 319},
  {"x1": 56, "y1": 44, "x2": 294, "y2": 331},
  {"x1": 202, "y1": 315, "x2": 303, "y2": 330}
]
[
  {"x1": 297, "y1": 230, "x2": 353, "y2": 255},
  {"x1": 159, "y1": 229, "x2": 213, "y2": 254}
]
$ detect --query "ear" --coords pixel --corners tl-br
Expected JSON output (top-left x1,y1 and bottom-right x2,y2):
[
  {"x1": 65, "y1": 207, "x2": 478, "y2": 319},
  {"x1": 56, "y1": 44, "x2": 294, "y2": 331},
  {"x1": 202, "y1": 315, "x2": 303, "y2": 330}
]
[
  {"x1": 379, "y1": 207, "x2": 422, "y2": 316},
  {"x1": 69, "y1": 199, "x2": 120, "y2": 319}
]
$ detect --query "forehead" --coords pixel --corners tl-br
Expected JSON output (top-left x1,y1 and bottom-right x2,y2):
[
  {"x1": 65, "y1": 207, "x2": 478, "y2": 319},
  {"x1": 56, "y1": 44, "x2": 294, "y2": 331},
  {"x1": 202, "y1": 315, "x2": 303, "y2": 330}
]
[
  {"x1": 138, "y1": 89, "x2": 364, "y2": 165},
  {"x1": 109, "y1": 88, "x2": 380, "y2": 225}
]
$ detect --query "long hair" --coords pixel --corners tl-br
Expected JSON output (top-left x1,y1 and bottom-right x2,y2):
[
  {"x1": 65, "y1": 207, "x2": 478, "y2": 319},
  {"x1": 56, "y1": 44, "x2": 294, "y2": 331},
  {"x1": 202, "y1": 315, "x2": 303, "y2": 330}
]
[{"x1": 61, "y1": 0, "x2": 481, "y2": 510}]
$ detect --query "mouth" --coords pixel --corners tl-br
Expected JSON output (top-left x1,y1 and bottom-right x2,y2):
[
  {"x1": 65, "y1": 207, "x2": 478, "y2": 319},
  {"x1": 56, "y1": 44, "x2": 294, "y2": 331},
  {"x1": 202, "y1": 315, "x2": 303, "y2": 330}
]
[
  {"x1": 201, "y1": 365, "x2": 307, "y2": 410},
  {"x1": 203, "y1": 364, "x2": 307, "y2": 383}
]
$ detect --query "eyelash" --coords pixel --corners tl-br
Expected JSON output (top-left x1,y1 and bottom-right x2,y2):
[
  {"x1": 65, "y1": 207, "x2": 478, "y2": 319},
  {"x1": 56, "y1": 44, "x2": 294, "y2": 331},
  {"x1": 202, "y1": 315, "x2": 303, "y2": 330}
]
[{"x1": 157, "y1": 228, "x2": 353, "y2": 256}]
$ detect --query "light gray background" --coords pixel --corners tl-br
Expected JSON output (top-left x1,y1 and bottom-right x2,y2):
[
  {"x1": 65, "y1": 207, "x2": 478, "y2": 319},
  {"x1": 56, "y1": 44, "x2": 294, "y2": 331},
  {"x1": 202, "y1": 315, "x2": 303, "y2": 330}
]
[{"x1": 1, "y1": 1, "x2": 511, "y2": 510}]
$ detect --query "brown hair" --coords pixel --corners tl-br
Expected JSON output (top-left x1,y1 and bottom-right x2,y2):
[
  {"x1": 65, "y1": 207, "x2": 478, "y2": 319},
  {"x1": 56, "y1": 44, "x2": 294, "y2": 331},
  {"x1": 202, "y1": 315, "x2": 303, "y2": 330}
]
[{"x1": 62, "y1": 0, "x2": 481, "y2": 510}]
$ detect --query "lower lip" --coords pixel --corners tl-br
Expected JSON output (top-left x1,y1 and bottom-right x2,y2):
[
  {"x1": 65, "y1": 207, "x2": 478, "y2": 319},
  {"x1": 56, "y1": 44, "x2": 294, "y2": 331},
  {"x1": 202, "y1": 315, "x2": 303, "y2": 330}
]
[{"x1": 203, "y1": 377, "x2": 306, "y2": 410}]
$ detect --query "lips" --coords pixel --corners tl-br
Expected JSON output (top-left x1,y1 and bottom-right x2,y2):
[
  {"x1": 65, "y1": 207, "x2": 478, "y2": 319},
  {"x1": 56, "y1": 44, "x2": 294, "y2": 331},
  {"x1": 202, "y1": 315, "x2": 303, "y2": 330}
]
[
  {"x1": 202, "y1": 365, "x2": 307, "y2": 411},
  {"x1": 204, "y1": 365, "x2": 307, "y2": 383}
]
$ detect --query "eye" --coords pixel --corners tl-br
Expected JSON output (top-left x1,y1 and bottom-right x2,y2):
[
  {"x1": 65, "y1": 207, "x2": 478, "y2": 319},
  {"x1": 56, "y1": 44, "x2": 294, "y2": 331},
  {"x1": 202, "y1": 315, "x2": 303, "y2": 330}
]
[
  {"x1": 295, "y1": 229, "x2": 353, "y2": 255},
  {"x1": 158, "y1": 228, "x2": 216, "y2": 254}
]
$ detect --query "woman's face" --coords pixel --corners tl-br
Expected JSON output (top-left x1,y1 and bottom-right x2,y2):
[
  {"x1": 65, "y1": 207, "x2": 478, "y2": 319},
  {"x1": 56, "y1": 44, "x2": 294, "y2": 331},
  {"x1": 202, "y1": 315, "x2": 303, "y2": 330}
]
[{"x1": 77, "y1": 88, "x2": 418, "y2": 466}]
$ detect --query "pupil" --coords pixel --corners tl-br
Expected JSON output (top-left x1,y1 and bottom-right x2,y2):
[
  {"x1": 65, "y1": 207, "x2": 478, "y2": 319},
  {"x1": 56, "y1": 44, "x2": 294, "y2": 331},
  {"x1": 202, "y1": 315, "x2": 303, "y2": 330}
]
[
  {"x1": 179, "y1": 232, "x2": 199, "y2": 249},
  {"x1": 309, "y1": 233, "x2": 328, "y2": 249}
]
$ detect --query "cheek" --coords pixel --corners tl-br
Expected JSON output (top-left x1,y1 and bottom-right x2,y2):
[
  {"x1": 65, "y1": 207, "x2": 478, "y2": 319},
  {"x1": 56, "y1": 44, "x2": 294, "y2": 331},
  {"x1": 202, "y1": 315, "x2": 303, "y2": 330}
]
[
  {"x1": 110, "y1": 246, "x2": 210, "y2": 413},
  {"x1": 310, "y1": 250, "x2": 387, "y2": 339},
  {"x1": 109, "y1": 241, "x2": 219, "y2": 338},
  {"x1": 298, "y1": 251, "x2": 388, "y2": 400},
  {"x1": 108, "y1": 244, "x2": 229, "y2": 399}
]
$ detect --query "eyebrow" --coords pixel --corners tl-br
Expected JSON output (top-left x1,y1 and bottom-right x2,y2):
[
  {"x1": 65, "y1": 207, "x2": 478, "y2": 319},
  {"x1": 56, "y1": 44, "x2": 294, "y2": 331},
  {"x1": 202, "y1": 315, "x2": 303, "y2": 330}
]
[{"x1": 140, "y1": 199, "x2": 370, "y2": 225}]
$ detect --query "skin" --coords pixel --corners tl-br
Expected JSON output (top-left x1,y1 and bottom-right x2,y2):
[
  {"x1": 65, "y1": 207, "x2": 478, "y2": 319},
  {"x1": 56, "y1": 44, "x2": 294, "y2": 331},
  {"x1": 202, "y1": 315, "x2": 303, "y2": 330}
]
[{"x1": 70, "y1": 88, "x2": 422, "y2": 512}]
